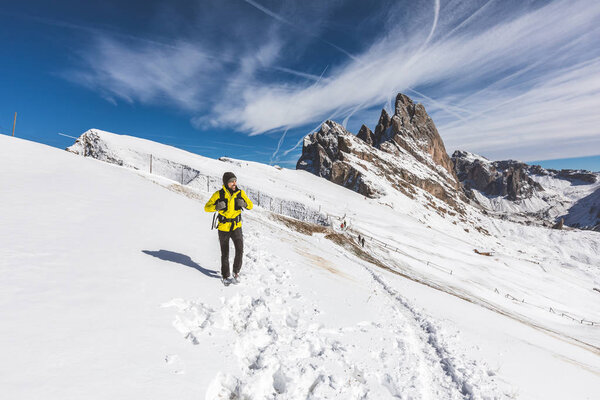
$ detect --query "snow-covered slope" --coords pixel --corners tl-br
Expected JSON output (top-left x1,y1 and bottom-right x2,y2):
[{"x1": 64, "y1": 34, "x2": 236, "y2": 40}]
[
  {"x1": 2, "y1": 132, "x2": 600, "y2": 399},
  {"x1": 528, "y1": 171, "x2": 600, "y2": 229}
]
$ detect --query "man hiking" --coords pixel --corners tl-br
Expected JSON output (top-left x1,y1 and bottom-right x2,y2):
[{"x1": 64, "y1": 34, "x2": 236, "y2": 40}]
[{"x1": 204, "y1": 172, "x2": 253, "y2": 285}]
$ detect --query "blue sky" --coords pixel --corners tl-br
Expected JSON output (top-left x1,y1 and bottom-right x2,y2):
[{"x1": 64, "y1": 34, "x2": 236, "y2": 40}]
[{"x1": 1, "y1": 0, "x2": 599, "y2": 171}]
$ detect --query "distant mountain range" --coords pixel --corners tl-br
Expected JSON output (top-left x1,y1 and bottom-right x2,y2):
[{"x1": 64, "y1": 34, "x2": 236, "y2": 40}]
[{"x1": 296, "y1": 93, "x2": 600, "y2": 232}]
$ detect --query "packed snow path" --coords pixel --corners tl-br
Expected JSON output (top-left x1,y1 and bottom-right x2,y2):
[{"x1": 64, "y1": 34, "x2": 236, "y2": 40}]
[{"x1": 161, "y1": 211, "x2": 506, "y2": 399}]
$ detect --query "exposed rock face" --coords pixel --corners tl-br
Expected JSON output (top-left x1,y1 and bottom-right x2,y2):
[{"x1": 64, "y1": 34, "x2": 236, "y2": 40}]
[
  {"x1": 452, "y1": 151, "x2": 543, "y2": 201},
  {"x1": 296, "y1": 120, "x2": 379, "y2": 197},
  {"x1": 66, "y1": 129, "x2": 125, "y2": 166},
  {"x1": 356, "y1": 125, "x2": 374, "y2": 146},
  {"x1": 297, "y1": 93, "x2": 466, "y2": 211},
  {"x1": 552, "y1": 218, "x2": 564, "y2": 230},
  {"x1": 373, "y1": 109, "x2": 391, "y2": 145},
  {"x1": 555, "y1": 170, "x2": 597, "y2": 184}
]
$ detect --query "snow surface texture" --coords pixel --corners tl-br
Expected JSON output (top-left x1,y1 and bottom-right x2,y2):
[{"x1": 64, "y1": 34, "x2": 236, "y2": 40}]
[{"x1": 2, "y1": 132, "x2": 599, "y2": 399}]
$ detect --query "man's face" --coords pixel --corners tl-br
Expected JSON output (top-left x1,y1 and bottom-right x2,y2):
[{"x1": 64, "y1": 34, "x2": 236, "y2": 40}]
[{"x1": 227, "y1": 179, "x2": 237, "y2": 190}]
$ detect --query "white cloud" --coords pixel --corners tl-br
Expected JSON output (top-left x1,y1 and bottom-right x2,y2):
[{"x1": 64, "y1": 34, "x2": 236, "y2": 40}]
[{"x1": 67, "y1": 37, "x2": 221, "y2": 111}]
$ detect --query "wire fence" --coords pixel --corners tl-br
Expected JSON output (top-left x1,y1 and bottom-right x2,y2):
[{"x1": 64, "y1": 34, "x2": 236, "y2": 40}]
[{"x1": 144, "y1": 153, "x2": 333, "y2": 227}]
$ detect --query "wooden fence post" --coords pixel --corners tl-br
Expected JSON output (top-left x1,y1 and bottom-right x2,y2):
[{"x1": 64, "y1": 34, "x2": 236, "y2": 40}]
[{"x1": 12, "y1": 112, "x2": 17, "y2": 136}]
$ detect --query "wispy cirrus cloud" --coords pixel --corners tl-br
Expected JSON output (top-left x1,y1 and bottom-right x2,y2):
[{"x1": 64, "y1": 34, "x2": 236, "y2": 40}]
[
  {"x1": 66, "y1": 37, "x2": 221, "y2": 110},
  {"x1": 227, "y1": 0, "x2": 600, "y2": 128},
  {"x1": 65, "y1": 0, "x2": 600, "y2": 162}
]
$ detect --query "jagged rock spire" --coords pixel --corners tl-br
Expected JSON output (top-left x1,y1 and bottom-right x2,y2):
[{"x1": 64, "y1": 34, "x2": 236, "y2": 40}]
[
  {"x1": 373, "y1": 109, "x2": 391, "y2": 146},
  {"x1": 357, "y1": 124, "x2": 374, "y2": 146}
]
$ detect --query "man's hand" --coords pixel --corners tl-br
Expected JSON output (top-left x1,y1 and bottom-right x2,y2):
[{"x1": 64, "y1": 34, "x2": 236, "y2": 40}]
[
  {"x1": 235, "y1": 198, "x2": 247, "y2": 208},
  {"x1": 215, "y1": 200, "x2": 227, "y2": 211}
]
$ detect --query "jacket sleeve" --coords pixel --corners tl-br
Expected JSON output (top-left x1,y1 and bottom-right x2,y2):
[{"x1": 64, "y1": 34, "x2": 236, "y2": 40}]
[
  {"x1": 240, "y1": 190, "x2": 253, "y2": 210},
  {"x1": 204, "y1": 191, "x2": 220, "y2": 212}
]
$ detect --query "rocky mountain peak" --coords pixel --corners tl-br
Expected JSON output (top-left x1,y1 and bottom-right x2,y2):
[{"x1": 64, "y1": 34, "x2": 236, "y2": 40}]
[
  {"x1": 297, "y1": 93, "x2": 468, "y2": 212},
  {"x1": 394, "y1": 92, "x2": 417, "y2": 119},
  {"x1": 386, "y1": 93, "x2": 458, "y2": 183}
]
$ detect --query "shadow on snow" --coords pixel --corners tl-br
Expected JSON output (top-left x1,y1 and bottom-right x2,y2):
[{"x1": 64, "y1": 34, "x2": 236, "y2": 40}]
[{"x1": 142, "y1": 249, "x2": 220, "y2": 279}]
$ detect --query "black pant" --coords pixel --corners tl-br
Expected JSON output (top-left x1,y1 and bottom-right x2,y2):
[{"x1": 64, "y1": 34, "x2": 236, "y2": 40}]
[{"x1": 218, "y1": 228, "x2": 243, "y2": 278}]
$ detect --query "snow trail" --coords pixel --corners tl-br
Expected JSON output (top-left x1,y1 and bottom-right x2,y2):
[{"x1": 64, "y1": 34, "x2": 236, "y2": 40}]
[{"x1": 163, "y1": 217, "x2": 506, "y2": 399}]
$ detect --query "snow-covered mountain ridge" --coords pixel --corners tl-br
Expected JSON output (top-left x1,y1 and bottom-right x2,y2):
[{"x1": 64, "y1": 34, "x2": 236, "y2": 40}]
[{"x1": 452, "y1": 150, "x2": 600, "y2": 231}]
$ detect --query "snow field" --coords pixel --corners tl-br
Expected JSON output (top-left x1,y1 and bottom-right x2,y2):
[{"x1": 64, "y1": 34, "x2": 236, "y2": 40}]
[{"x1": 3, "y1": 133, "x2": 599, "y2": 399}]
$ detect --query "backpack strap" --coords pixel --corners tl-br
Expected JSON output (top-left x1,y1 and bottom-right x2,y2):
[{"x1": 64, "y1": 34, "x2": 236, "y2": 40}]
[{"x1": 211, "y1": 189, "x2": 227, "y2": 230}]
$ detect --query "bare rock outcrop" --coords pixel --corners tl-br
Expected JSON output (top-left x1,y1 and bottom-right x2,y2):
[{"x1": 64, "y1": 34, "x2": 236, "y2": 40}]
[
  {"x1": 552, "y1": 218, "x2": 564, "y2": 230},
  {"x1": 66, "y1": 129, "x2": 125, "y2": 166},
  {"x1": 452, "y1": 151, "x2": 544, "y2": 201}
]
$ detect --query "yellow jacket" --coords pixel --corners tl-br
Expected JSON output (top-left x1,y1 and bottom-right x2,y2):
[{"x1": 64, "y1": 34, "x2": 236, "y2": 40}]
[{"x1": 204, "y1": 186, "x2": 253, "y2": 231}]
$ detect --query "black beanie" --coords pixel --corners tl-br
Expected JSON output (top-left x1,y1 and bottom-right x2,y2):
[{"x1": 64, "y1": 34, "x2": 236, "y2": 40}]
[{"x1": 222, "y1": 171, "x2": 237, "y2": 185}]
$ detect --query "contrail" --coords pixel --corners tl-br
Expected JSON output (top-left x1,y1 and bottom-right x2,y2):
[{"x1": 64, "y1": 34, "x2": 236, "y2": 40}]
[
  {"x1": 273, "y1": 67, "x2": 327, "y2": 82},
  {"x1": 306, "y1": 65, "x2": 329, "y2": 91},
  {"x1": 242, "y1": 0, "x2": 359, "y2": 62},
  {"x1": 406, "y1": 88, "x2": 471, "y2": 122},
  {"x1": 282, "y1": 134, "x2": 307, "y2": 158},
  {"x1": 422, "y1": 0, "x2": 441, "y2": 49},
  {"x1": 270, "y1": 128, "x2": 288, "y2": 164},
  {"x1": 441, "y1": 0, "x2": 496, "y2": 41},
  {"x1": 342, "y1": 100, "x2": 368, "y2": 128},
  {"x1": 57, "y1": 132, "x2": 78, "y2": 139},
  {"x1": 5, "y1": 10, "x2": 238, "y2": 66}
]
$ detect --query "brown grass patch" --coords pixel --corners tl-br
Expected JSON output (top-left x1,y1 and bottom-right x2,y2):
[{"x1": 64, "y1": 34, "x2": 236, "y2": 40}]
[
  {"x1": 167, "y1": 184, "x2": 204, "y2": 200},
  {"x1": 294, "y1": 247, "x2": 350, "y2": 279},
  {"x1": 270, "y1": 213, "x2": 328, "y2": 236}
]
